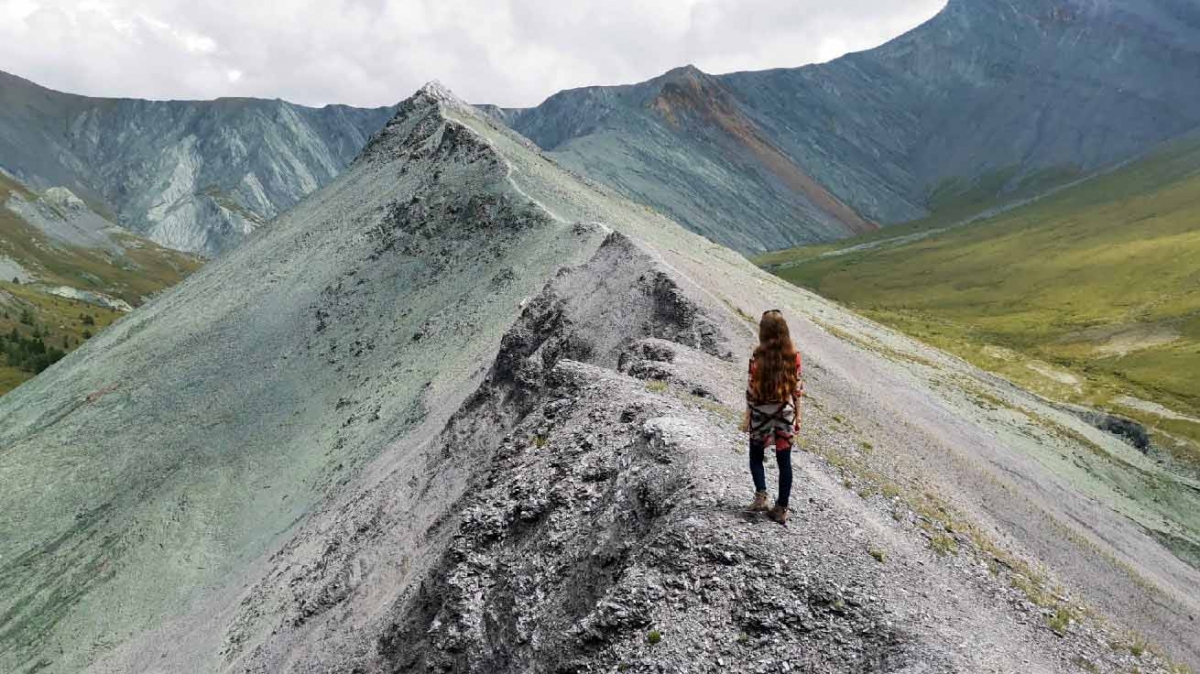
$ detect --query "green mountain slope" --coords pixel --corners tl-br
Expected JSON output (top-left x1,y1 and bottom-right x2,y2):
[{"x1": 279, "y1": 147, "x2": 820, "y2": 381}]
[
  {"x1": 0, "y1": 172, "x2": 202, "y2": 395},
  {"x1": 757, "y1": 134, "x2": 1200, "y2": 466},
  {"x1": 502, "y1": 0, "x2": 1200, "y2": 254}
]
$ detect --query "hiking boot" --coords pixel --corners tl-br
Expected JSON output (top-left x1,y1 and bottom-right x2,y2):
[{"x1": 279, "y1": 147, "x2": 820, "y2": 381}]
[
  {"x1": 748, "y1": 491, "x2": 770, "y2": 512},
  {"x1": 767, "y1": 504, "x2": 789, "y2": 525}
]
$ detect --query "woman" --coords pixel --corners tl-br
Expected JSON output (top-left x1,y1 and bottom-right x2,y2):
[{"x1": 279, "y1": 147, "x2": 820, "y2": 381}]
[{"x1": 742, "y1": 310, "x2": 803, "y2": 525}]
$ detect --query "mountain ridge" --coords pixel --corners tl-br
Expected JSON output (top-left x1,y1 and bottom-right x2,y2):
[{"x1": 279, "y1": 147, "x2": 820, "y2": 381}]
[
  {"x1": 2, "y1": 82, "x2": 1198, "y2": 673},
  {"x1": 499, "y1": 0, "x2": 1200, "y2": 253},
  {"x1": 0, "y1": 69, "x2": 397, "y2": 255},
  {"x1": 5, "y1": 0, "x2": 1200, "y2": 257}
]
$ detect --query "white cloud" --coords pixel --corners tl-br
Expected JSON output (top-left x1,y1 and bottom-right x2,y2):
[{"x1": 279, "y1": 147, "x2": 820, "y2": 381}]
[{"x1": 0, "y1": 0, "x2": 946, "y2": 108}]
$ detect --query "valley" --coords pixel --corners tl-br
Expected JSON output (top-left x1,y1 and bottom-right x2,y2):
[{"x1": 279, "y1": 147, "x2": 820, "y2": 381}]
[
  {"x1": 757, "y1": 133, "x2": 1200, "y2": 564},
  {"x1": 0, "y1": 171, "x2": 201, "y2": 395},
  {"x1": 753, "y1": 133, "x2": 1200, "y2": 465},
  {"x1": 0, "y1": 70, "x2": 395, "y2": 255}
]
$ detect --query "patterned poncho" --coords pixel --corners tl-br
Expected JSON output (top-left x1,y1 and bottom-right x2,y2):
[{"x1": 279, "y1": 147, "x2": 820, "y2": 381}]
[{"x1": 746, "y1": 352, "x2": 804, "y2": 452}]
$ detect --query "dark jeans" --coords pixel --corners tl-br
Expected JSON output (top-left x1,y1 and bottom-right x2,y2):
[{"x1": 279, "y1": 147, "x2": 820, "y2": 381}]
[{"x1": 749, "y1": 438, "x2": 793, "y2": 508}]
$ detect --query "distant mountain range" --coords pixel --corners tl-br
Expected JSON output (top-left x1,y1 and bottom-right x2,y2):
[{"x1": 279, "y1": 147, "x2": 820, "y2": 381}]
[
  {"x1": 2, "y1": 0, "x2": 1199, "y2": 258},
  {"x1": 496, "y1": 0, "x2": 1200, "y2": 253},
  {"x1": 0, "y1": 70, "x2": 395, "y2": 255}
]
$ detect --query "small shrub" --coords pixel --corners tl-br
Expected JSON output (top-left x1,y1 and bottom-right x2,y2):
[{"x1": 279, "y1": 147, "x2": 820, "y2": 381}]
[
  {"x1": 647, "y1": 629, "x2": 662, "y2": 645},
  {"x1": 645, "y1": 380, "x2": 668, "y2": 394},
  {"x1": 860, "y1": 441, "x2": 873, "y2": 451},
  {"x1": 869, "y1": 547, "x2": 886, "y2": 563},
  {"x1": 1048, "y1": 607, "x2": 1074, "y2": 636},
  {"x1": 930, "y1": 534, "x2": 958, "y2": 556},
  {"x1": 1011, "y1": 574, "x2": 1054, "y2": 608},
  {"x1": 533, "y1": 435, "x2": 547, "y2": 449}
]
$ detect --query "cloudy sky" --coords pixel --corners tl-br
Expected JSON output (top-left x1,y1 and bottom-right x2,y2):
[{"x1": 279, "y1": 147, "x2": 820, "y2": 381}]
[{"x1": 0, "y1": 0, "x2": 946, "y2": 108}]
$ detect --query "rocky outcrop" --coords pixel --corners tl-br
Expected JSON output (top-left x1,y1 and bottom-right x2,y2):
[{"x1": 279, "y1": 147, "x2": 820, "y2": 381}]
[{"x1": 1059, "y1": 403, "x2": 1153, "y2": 453}]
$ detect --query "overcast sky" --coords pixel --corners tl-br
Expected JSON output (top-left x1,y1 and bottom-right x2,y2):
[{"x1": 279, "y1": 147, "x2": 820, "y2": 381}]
[{"x1": 0, "y1": 0, "x2": 946, "y2": 108}]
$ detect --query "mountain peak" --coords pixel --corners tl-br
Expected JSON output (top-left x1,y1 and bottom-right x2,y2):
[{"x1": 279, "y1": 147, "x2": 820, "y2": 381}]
[
  {"x1": 354, "y1": 80, "x2": 497, "y2": 166},
  {"x1": 415, "y1": 80, "x2": 462, "y2": 105},
  {"x1": 657, "y1": 64, "x2": 710, "y2": 86}
]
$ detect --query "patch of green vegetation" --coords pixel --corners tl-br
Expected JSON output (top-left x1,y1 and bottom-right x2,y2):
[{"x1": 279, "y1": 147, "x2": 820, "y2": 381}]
[
  {"x1": 646, "y1": 629, "x2": 662, "y2": 645},
  {"x1": 0, "y1": 174, "x2": 204, "y2": 397},
  {"x1": 688, "y1": 394, "x2": 739, "y2": 423},
  {"x1": 1047, "y1": 606, "x2": 1075, "y2": 636},
  {"x1": 868, "y1": 547, "x2": 886, "y2": 563},
  {"x1": 1011, "y1": 573, "x2": 1057, "y2": 609},
  {"x1": 754, "y1": 165, "x2": 1081, "y2": 273},
  {"x1": 0, "y1": 176, "x2": 202, "y2": 306},
  {"x1": 645, "y1": 380, "x2": 668, "y2": 394},
  {"x1": 0, "y1": 282, "x2": 124, "y2": 395},
  {"x1": 757, "y1": 137, "x2": 1200, "y2": 460},
  {"x1": 929, "y1": 533, "x2": 958, "y2": 556},
  {"x1": 926, "y1": 164, "x2": 1081, "y2": 215}
]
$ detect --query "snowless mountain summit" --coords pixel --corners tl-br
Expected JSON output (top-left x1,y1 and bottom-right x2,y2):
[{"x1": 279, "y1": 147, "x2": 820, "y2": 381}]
[{"x1": 1, "y1": 84, "x2": 1198, "y2": 673}]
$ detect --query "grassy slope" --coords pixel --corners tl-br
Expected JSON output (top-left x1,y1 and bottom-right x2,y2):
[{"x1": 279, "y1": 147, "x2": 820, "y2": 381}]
[
  {"x1": 753, "y1": 165, "x2": 1085, "y2": 270},
  {"x1": 0, "y1": 174, "x2": 204, "y2": 395},
  {"x1": 755, "y1": 138, "x2": 1200, "y2": 466}
]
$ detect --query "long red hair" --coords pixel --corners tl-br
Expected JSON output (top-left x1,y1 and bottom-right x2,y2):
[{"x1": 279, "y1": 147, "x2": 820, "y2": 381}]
[{"x1": 751, "y1": 310, "x2": 797, "y2": 402}]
